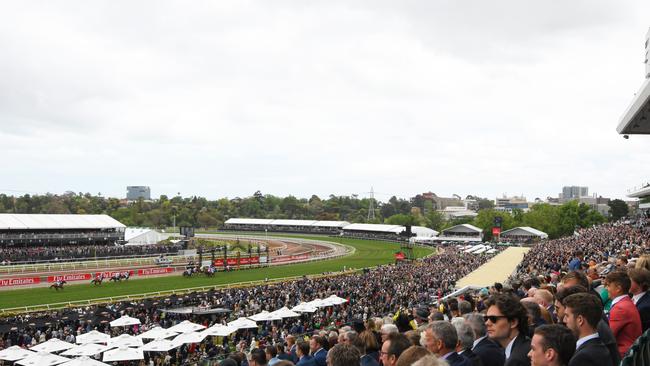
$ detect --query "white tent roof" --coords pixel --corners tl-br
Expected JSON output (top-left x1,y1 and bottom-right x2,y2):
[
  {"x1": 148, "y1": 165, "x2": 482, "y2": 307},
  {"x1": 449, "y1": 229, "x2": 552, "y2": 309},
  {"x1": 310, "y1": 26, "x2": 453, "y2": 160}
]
[
  {"x1": 268, "y1": 219, "x2": 318, "y2": 226},
  {"x1": 225, "y1": 218, "x2": 274, "y2": 225},
  {"x1": 0, "y1": 214, "x2": 125, "y2": 230},
  {"x1": 411, "y1": 226, "x2": 438, "y2": 237},
  {"x1": 441, "y1": 224, "x2": 483, "y2": 234},
  {"x1": 501, "y1": 226, "x2": 548, "y2": 239}
]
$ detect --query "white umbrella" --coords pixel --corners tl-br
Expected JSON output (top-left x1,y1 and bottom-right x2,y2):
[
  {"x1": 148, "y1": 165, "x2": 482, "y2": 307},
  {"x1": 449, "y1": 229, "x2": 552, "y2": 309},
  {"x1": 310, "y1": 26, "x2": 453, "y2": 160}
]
[
  {"x1": 168, "y1": 320, "x2": 206, "y2": 333},
  {"x1": 291, "y1": 302, "x2": 318, "y2": 313},
  {"x1": 171, "y1": 331, "x2": 207, "y2": 346},
  {"x1": 0, "y1": 346, "x2": 36, "y2": 361},
  {"x1": 137, "y1": 326, "x2": 179, "y2": 340},
  {"x1": 270, "y1": 307, "x2": 301, "y2": 318},
  {"x1": 325, "y1": 295, "x2": 348, "y2": 305},
  {"x1": 227, "y1": 317, "x2": 259, "y2": 329},
  {"x1": 107, "y1": 334, "x2": 144, "y2": 348},
  {"x1": 248, "y1": 310, "x2": 282, "y2": 322},
  {"x1": 202, "y1": 324, "x2": 238, "y2": 337},
  {"x1": 16, "y1": 351, "x2": 69, "y2": 366},
  {"x1": 60, "y1": 343, "x2": 111, "y2": 357},
  {"x1": 109, "y1": 315, "x2": 141, "y2": 327},
  {"x1": 307, "y1": 299, "x2": 327, "y2": 308},
  {"x1": 59, "y1": 355, "x2": 112, "y2": 366},
  {"x1": 31, "y1": 338, "x2": 76, "y2": 353},
  {"x1": 76, "y1": 330, "x2": 110, "y2": 344},
  {"x1": 140, "y1": 338, "x2": 178, "y2": 352},
  {"x1": 102, "y1": 346, "x2": 144, "y2": 362}
]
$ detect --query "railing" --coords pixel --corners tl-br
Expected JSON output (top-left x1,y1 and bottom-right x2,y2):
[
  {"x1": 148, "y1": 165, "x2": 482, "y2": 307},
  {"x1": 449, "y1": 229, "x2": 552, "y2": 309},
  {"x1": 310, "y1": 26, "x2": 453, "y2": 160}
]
[{"x1": 0, "y1": 254, "x2": 191, "y2": 274}]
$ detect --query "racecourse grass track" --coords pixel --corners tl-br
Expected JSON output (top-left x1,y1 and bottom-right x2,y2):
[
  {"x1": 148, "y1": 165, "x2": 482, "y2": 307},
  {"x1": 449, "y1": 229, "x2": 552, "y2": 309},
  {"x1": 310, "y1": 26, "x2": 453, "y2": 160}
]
[{"x1": 0, "y1": 236, "x2": 433, "y2": 309}]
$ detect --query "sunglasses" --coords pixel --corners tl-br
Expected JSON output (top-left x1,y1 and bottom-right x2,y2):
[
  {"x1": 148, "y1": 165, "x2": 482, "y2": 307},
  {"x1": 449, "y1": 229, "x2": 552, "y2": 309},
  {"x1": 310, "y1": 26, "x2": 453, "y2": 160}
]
[{"x1": 483, "y1": 315, "x2": 509, "y2": 323}]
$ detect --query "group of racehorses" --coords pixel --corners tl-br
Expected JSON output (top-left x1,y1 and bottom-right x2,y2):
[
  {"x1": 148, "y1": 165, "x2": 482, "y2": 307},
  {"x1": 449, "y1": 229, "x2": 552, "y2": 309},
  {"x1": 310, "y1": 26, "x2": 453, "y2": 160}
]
[
  {"x1": 49, "y1": 271, "x2": 131, "y2": 291},
  {"x1": 182, "y1": 265, "x2": 216, "y2": 277}
]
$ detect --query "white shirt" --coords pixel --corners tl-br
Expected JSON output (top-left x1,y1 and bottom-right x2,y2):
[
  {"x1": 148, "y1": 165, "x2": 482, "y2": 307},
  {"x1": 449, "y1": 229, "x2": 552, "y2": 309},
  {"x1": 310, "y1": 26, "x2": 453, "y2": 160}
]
[
  {"x1": 505, "y1": 336, "x2": 517, "y2": 360},
  {"x1": 632, "y1": 292, "x2": 646, "y2": 305},
  {"x1": 472, "y1": 335, "x2": 487, "y2": 350},
  {"x1": 575, "y1": 333, "x2": 599, "y2": 350},
  {"x1": 611, "y1": 294, "x2": 628, "y2": 307}
]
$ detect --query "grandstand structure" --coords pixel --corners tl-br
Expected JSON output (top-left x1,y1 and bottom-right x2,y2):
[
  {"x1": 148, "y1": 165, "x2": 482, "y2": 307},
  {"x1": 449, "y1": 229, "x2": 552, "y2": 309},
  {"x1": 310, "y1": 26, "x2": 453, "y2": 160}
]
[
  {"x1": 618, "y1": 27, "x2": 650, "y2": 216},
  {"x1": 223, "y1": 218, "x2": 350, "y2": 234},
  {"x1": 342, "y1": 223, "x2": 437, "y2": 241},
  {"x1": 0, "y1": 214, "x2": 125, "y2": 246}
]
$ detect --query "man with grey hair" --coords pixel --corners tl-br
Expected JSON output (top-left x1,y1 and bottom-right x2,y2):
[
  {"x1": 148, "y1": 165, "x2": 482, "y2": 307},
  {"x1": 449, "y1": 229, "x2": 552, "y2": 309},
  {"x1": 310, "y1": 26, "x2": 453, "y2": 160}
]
[
  {"x1": 326, "y1": 343, "x2": 360, "y2": 366},
  {"x1": 454, "y1": 321, "x2": 483, "y2": 366},
  {"x1": 380, "y1": 323, "x2": 399, "y2": 342},
  {"x1": 424, "y1": 321, "x2": 472, "y2": 366},
  {"x1": 464, "y1": 314, "x2": 504, "y2": 366}
]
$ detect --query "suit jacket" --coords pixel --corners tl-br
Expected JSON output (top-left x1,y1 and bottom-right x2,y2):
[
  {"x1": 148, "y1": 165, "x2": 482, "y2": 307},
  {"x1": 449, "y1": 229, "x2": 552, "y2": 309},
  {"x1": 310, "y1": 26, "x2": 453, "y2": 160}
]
[
  {"x1": 568, "y1": 337, "x2": 613, "y2": 366},
  {"x1": 504, "y1": 335, "x2": 531, "y2": 366},
  {"x1": 609, "y1": 296, "x2": 642, "y2": 357},
  {"x1": 459, "y1": 348, "x2": 483, "y2": 366},
  {"x1": 635, "y1": 292, "x2": 650, "y2": 332},
  {"x1": 289, "y1": 344, "x2": 298, "y2": 364},
  {"x1": 597, "y1": 319, "x2": 621, "y2": 366},
  {"x1": 445, "y1": 352, "x2": 473, "y2": 366},
  {"x1": 312, "y1": 348, "x2": 327, "y2": 366},
  {"x1": 296, "y1": 355, "x2": 317, "y2": 366},
  {"x1": 473, "y1": 336, "x2": 505, "y2": 366},
  {"x1": 361, "y1": 354, "x2": 380, "y2": 366}
]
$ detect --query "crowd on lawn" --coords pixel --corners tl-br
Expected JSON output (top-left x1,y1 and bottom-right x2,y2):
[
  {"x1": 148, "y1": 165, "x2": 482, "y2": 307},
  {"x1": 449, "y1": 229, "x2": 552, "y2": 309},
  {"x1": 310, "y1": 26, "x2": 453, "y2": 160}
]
[
  {"x1": 0, "y1": 243, "x2": 183, "y2": 265},
  {"x1": 0, "y1": 218, "x2": 650, "y2": 366}
]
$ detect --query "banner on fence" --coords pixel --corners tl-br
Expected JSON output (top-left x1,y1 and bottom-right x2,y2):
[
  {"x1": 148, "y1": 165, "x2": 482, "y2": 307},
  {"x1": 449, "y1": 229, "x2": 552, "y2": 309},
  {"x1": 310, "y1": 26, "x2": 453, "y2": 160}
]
[
  {"x1": 213, "y1": 257, "x2": 261, "y2": 267},
  {"x1": 47, "y1": 273, "x2": 92, "y2": 283},
  {"x1": 138, "y1": 267, "x2": 174, "y2": 276},
  {"x1": 0, "y1": 277, "x2": 41, "y2": 287},
  {"x1": 272, "y1": 254, "x2": 309, "y2": 263}
]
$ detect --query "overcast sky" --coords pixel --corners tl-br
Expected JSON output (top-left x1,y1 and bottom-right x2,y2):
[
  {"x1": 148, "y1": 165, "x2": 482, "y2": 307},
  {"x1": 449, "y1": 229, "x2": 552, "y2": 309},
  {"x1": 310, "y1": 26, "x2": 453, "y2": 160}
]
[{"x1": 1, "y1": 1, "x2": 649, "y2": 202}]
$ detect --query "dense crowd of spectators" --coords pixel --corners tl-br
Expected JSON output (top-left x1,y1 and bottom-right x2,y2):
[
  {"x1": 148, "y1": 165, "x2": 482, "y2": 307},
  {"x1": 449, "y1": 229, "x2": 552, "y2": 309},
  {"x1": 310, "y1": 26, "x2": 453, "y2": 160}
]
[
  {"x1": 2, "y1": 218, "x2": 650, "y2": 366},
  {"x1": 0, "y1": 243, "x2": 184, "y2": 265}
]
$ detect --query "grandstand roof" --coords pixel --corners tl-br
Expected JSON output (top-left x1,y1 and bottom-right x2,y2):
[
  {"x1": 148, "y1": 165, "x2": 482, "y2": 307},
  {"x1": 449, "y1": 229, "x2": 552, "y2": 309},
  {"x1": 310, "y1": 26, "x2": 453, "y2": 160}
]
[
  {"x1": 0, "y1": 214, "x2": 126, "y2": 230},
  {"x1": 224, "y1": 218, "x2": 350, "y2": 227},
  {"x1": 342, "y1": 223, "x2": 403, "y2": 233},
  {"x1": 501, "y1": 226, "x2": 548, "y2": 239},
  {"x1": 441, "y1": 224, "x2": 483, "y2": 234},
  {"x1": 617, "y1": 78, "x2": 650, "y2": 134}
]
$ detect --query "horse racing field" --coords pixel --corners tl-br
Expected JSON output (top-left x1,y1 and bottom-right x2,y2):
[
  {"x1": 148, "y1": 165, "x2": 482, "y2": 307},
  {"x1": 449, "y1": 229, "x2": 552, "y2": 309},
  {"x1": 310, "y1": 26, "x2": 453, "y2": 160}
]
[{"x1": 0, "y1": 236, "x2": 433, "y2": 311}]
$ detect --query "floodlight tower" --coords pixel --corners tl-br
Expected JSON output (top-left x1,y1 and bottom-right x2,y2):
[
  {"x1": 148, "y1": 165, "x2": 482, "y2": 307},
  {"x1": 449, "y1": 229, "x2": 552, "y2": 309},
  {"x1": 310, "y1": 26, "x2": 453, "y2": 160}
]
[{"x1": 367, "y1": 187, "x2": 376, "y2": 221}]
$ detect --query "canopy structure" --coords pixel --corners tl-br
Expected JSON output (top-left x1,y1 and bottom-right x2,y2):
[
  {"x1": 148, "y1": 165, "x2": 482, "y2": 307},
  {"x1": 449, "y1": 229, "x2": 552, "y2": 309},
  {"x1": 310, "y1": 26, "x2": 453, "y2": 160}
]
[
  {"x1": 110, "y1": 315, "x2": 141, "y2": 327},
  {"x1": 59, "y1": 356, "x2": 112, "y2": 366},
  {"x1": 61, "y1": 343, "x2": 110, "y2": 357},
  {"x1": 30, "y1": 338, "x2": 76, "y2": 353},
  {"x1": 103, "y1": 346, "x2": 144, "y2": 362},
  {"x1": 124, "y1": 228, "x2": 165, "y2": 245},
  {"x1": 16, "y1": 351, "x2": 70, "y2": 366},
  {"x1": 172, "y1": 331, "x2": 207, "y2": 346},
  {"x1": 202, "y1": 324, "x2": 238, "y2": 337},
  {"x1": 0, "y1": 214, "x2": 125, "y2": 230},
  {"x1": 136, "y1": 327, "x2": 178, "y2": 340},
  {"x1": 248, "y1": 311, "x2": 282, "y2": 322},
  {"x1": 434, "y1": 224, "x2": 484, "y2": 243},
  {"x1": 76, "y1": 330, "x2": 110, "y2": 345},
  {"x1": 168, "y1": 320, "x2": 206, "y2": 333},
  {"x1": 0, "y1": 346, "x2": 36, "y2": 362},
  {"x1": 500, "y1": 226, "x2": 548, "y2": 241},
  {"x1": 107, "y1": 334, "x2": 143, "y2": 348},
  {"x1": 140, "y1": 338, "x2": 178, "y2": 352},
  {"x1": 227, "y1": 317, "x2": 259, "y2": 329}
]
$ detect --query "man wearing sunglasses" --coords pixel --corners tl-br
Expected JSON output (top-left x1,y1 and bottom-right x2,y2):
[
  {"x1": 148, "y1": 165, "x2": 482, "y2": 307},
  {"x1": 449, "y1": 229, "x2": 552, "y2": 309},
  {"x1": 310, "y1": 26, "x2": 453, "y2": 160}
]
[{"x1": 484, "y1": 294, "x2": 531, "y2": 366}]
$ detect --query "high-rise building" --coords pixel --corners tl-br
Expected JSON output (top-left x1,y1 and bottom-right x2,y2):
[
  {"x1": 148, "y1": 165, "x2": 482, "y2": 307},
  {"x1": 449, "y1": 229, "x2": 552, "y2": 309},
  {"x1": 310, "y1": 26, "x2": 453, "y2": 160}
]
[
  {"x1": 126, "y1": 186, "x2": 151, "y2": 201},
  {"x1": 495, "y1": 195, "x2": 528, "y2": 210},
  {"x1": 561, "y1": 186, "x2": 588, "y2": 200}
]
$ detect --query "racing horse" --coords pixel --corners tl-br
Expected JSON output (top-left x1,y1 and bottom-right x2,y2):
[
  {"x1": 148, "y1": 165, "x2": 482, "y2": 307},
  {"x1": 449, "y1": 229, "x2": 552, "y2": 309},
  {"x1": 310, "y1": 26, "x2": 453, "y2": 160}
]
[
  {"x1": 90, "y1": 274, "x2": 104, "y2": 286},
  {"x1": 50, "y1": 280, "x2": 67, "y2": 291},
  {"x1": 109, "y1": 272, "x2": 131, "y2": 282}
]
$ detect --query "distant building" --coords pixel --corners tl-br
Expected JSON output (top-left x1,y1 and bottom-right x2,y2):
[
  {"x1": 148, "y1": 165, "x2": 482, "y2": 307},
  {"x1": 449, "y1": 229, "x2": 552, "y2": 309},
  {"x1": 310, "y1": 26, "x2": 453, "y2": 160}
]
[
  {"x1": 495, "y1": 195, "x2": 528, "y2": 210},
  {"x1": 421, "y1": 192, "x2": 463, "y2": 210},
  {"x1": 578, "y1": 196, "x2": 611, "y2": 217},
  {"x1": 561, "y1": 186, "x2": 588, "y2": 200},
  {"x1": 126, "y1": 186, "x2": 151, "y2": 201}
]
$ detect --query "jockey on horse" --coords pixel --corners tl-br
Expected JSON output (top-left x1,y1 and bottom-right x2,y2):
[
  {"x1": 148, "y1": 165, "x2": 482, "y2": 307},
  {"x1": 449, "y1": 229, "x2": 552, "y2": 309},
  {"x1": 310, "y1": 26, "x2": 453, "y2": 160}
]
[
  {"x1": 50, "y1": 280, "x2": 67, "y2": 291},
  {"x1": 91, "y1": 273, "x2": 104, "y2": 285}
]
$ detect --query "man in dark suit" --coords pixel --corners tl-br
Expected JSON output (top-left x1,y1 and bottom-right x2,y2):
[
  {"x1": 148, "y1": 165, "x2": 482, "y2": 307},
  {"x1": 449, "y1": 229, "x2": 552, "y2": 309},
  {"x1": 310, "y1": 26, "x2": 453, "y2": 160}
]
[
  {"x1": 424, "y1": 321, "x2": 472, "y2": 366},
  {"x1": 466, "y1": 313, "x2": 505, "y2": 366},
  {"x1": 455, "y1": 321, "x2": 483, "y2": 366},
  {"x1": 563, "y1": 293, "x2": 614, "y2": 366},
  {"x1": 629, "y1": 268, "x2": 650, "y2": 332},
  {"x1": 484, "y1": 293, "x2": 531, "y2": 366},
  {"x1": 296, "y1": 341, "x2": 317, "y2": 366},
  {"x1": 309, "y1": 336, "x2": 328, "y2": 366},
  {"x1": 527, "y1": 325, "x2": 575, "y2": 366}
]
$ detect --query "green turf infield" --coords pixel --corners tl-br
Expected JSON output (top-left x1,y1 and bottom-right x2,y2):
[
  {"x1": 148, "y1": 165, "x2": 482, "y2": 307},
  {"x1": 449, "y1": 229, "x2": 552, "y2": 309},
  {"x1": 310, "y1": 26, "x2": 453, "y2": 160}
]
[{"x1": 0, "y1": 236, "x2": 433, "y2": 310}]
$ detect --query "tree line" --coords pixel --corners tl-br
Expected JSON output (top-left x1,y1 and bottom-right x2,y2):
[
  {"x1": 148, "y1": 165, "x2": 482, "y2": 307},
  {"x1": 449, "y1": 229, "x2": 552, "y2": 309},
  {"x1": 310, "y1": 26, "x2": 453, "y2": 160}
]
[{"x1": 0, "y1": 191, "x2": 628, "y2": 239}]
